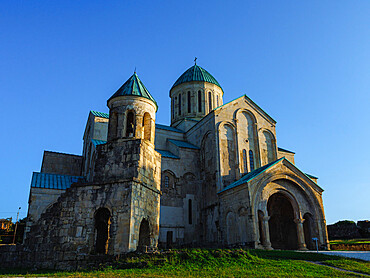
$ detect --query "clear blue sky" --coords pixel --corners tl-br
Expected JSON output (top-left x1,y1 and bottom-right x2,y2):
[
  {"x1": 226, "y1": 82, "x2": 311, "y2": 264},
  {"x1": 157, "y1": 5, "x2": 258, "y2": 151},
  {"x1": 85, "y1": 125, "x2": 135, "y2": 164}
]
[{"x1": 1, "y1": 1, "x2": 369, "y2": 224}]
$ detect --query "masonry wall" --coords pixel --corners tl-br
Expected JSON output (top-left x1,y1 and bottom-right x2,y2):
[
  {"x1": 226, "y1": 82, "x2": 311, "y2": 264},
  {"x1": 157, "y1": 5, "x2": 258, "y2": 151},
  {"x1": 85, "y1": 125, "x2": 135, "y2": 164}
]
[
  {"x1": 219, "y1": 186, "x2": 254, "y2": 247},
  {"x1": 41, "y1": 151, "x2": 82, "y2": 176}
]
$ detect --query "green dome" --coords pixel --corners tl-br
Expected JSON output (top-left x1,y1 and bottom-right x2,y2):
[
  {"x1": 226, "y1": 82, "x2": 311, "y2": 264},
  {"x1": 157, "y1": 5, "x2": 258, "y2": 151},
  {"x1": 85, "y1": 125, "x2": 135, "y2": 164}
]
[
  {"x1": 108, "y1": 73, "x2": 157, "y2": 110},
  {"x1": 171, "y1": 65, "x2": 222, "y2": 91}
]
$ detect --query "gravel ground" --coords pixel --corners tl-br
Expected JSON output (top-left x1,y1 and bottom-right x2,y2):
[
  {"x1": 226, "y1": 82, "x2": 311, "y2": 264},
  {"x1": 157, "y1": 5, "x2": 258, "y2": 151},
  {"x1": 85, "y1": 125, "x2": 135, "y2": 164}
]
[{"x1": 307, "y1": 251, "x2": 370, "y2": 261}]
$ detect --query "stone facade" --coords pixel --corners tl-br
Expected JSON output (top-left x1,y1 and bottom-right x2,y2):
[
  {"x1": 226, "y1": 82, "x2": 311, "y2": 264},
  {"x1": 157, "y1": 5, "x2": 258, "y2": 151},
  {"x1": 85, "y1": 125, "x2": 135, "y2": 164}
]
[{"x1": 0, "y1": 64, "x2": 330, "y2": 270}]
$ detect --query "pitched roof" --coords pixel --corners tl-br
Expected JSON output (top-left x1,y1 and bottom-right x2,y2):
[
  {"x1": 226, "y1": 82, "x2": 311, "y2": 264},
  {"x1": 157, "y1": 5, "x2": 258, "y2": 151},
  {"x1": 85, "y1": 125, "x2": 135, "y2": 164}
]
[
  {"x1": 108, "y1": 73, "x2": 157, "y2": 110},
  {"x1": 278, "y1": 147, "x2": 295, "y2": 154},
  {"x1": 155, "y1": 124, "x2": 185, "y2": 133},
  {"x1": 306, "y1": 173, "x2": 318, "y2": 179},
  {"x1": 168, "y1": 139, "x2": 200, "y2": 149},
  {"x1": 155, "y1": 149, "x2": 180, "y2": 159},
  {"x1": 218, "y1": 158, "x2": 284, "y2": 194},
  {"x1": 90, "y1": 111, "x2": 109, "y2": 119},
  {"x1": 171, "y1": 65, "x2": 223, "y2": 91},
  {"x1": 214, "y1": 94, "x2": 276, "y2": 124},
  {"x1": 31, "y1": 172, "x2": 86, "y2": 190}
]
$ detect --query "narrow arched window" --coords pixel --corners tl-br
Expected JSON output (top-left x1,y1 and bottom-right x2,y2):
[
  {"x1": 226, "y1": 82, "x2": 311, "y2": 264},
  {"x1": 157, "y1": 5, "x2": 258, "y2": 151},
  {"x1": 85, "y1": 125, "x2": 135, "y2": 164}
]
[
  {"x1": 187, "y1": 91, "x2": 191, "y2": 113},
  {"x1": 126, "y1": 111, "x2": 135, "y2": 137},
  {"x1": 249, "y1": 150, "x2": 255, "y2": 171},
  {"x1": 142, "y1": 113, "x2": 151, "y2": 141},
  {"x1": 175, "y1": 97, "x2": 177, "y2": 116},
  {"x1": 216, "y1": 95, "x2": 219, "y2": 107},
  {"x1": 164, "y1": 176, "x2": 169, "y2": 187},
  {"x1": 178, "y1": 93, "x2": 181, "y2": 115},
  {"x1": 198, "y1": 91, "x2": 202, "y2": 112},
  {"x1": 172, "y1": 98, "x2": 174, "y2": 119},
  {"x1": 188, "y1": 199, "x2": 193, "y2": 225},
  {"x1": 243, "y1": 149, "x2": 248, "y2": 173},
  {"x1": 208, "y1": 92, "x2": 212, "y2": 111}
]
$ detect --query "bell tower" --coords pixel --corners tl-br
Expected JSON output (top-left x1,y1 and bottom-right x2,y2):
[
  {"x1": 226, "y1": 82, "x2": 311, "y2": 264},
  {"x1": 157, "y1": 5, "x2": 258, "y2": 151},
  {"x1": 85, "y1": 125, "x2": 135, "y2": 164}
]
[{"x1": 92, "y1": 72, "x2": 161, "y2": 252}]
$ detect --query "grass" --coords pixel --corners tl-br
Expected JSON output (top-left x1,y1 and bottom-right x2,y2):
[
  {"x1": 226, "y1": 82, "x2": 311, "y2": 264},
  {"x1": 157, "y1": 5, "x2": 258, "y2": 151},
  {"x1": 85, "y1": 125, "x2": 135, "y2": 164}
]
[
  {"x1": 0, "y1": 249, "x2": 369, "y2": 277},
  {"x1": 330, "y1": 239, "x2": 370, "y2": 245}
]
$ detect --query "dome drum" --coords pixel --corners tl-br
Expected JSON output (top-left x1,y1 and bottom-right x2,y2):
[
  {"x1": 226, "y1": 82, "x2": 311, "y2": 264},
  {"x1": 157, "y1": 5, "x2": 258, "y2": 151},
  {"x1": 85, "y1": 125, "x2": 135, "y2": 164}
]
[{"x1": 170, "y1": 65, "x2": 223, "y2": 126}]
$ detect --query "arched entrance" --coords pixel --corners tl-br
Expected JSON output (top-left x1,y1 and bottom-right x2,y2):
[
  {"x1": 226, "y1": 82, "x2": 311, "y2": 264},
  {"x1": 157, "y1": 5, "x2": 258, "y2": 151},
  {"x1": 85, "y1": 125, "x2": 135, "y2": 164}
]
[
  {"x1": 267, "y1": 193, "x2": 298, "y2": 250},
  {"x1": 303, "y1": 213, "x2": 314, "y2": 249},
  {"x1": 94, "y1": 208, "x2": 111, "y2": 254},
  {"x1": 138, "y1": 219, "x2": 150, "y2": 251}
]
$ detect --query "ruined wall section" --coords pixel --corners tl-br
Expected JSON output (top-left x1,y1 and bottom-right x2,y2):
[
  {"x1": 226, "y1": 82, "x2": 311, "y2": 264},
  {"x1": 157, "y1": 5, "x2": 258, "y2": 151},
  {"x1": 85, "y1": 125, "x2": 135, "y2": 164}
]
[
  {"x1": 25, "y1": 187, "x2": 66, "y2": 239},
  {"x1": 15, "y1": 181, "x2": 132, "y2": 270}
]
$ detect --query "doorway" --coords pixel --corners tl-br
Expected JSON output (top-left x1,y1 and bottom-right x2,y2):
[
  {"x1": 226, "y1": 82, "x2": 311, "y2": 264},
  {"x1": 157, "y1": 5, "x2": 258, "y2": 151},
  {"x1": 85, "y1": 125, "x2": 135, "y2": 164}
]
[{"x1": 267, "y1": 193, "x2": 298, "y2": 250}]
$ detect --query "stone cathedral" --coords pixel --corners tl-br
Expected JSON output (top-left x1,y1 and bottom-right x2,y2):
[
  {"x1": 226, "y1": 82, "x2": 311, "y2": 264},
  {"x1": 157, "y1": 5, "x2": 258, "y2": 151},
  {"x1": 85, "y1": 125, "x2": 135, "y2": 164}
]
[{"x1": 4, "y1": 63, "x2": 330, "y2": 269}]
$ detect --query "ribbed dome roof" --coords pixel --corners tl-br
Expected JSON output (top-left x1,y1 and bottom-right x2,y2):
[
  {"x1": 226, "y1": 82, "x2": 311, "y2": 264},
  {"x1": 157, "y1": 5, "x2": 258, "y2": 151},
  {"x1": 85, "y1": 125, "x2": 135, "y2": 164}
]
[
  {"x1": 171, "y1": 65, "x2": 222, "y2": 91},
  {"x1": 108, "y1": 73, "x2": 157, "y2": 109}
]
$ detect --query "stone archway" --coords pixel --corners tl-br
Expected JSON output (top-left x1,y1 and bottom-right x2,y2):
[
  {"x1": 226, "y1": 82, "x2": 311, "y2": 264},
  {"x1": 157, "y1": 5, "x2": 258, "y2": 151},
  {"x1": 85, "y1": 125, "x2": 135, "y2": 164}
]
[
  {"x1": 94, "y1": 207, "x2": 111, "y2": 254},
  {"x1": 138, "y1": 219, "x2": 151, "y2": 251},
  {"x1": 267, "y1": 193, "x2": 298, "y2": 250},
  {"x1": 303, "y1": 213, "x2": 314, "y2": 249}
]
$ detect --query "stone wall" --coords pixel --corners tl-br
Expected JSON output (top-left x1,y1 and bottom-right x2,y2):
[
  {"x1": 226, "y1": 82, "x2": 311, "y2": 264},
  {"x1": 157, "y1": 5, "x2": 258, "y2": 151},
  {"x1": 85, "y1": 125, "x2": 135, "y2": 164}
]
[
  {"x1": 41, "y1": 151, "x2": 82, "y2": 176},
  {"x1": 219, "y1": 186, "x2": 254, "y2": 247},
  {"x1": 0, "y1": 179, "x2": 160, "y2": 270}
]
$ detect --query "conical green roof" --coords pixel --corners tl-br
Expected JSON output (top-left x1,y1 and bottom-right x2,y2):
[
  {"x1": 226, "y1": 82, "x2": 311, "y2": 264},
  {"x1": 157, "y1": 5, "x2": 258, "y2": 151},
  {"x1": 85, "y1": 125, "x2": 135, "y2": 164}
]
[
  {"x1": 171, "y1": 65, "x2": 222, "y2": 91},
  {"x1": 108, "y1": 73, "x2": 157, "y2": 109}
]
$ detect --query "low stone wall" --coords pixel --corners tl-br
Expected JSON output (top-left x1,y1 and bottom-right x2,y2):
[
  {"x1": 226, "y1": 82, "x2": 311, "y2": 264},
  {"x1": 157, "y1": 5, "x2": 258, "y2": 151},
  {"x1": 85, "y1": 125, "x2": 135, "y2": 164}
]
[{"x1": 0, "y1": 244, "x2": 115, "y2": 270}]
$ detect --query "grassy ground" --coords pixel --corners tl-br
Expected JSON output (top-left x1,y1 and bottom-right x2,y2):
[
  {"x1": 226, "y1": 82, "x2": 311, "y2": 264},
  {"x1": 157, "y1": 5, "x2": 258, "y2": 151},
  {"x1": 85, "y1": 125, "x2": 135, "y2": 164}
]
[
  {"x1": 330, "y1": 239, "x2": 370, "y2": 245},
  {"x1": 1, "y1": 249, "x2": 369, "y2": 277}
]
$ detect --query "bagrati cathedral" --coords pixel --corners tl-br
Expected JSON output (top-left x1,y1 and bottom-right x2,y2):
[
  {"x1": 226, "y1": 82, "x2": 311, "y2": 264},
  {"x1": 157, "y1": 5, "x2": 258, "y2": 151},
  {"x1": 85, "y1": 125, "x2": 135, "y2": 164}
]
[{"x1": 24, "y1": 62, "x2": 329, "y2": 260}]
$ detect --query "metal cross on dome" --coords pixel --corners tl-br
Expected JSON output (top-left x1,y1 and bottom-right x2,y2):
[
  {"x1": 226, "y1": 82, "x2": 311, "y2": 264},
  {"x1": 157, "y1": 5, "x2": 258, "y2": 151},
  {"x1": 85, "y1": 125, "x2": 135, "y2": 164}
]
[{"x1": 194, "y1": 57, "x2": 197, "y2": 65}]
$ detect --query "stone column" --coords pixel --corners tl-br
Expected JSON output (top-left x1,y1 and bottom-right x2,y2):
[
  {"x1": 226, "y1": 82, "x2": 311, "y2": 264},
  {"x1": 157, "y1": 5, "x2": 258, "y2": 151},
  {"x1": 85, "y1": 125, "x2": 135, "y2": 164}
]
[
  {"x1": 135, "y1": 115, "x2": 143, "y2": 138},
  {"x1": 294, "y1": 218, "x2": 308, "y2": 251},
  {"x1": 262, "y1": 216, "x2": 273, "y2": 250}
]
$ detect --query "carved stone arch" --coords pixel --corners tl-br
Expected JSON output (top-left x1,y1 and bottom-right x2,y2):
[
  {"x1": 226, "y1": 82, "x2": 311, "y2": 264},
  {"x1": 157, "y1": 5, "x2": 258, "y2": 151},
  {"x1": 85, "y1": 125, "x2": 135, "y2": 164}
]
[
  {"x1": 252, "y1": 174, "x2": 323, "y2": 222},
  {"x1": 259, "y1": 128, "x2": 277, "y2": 165},
  {"x1": 251, "y1": 173, "x2": 326, "y2": 250},
  {"x1": 161, "y1": 169, "x2": 177, "y2": 189},
  {"x1": 259, "y1": 128, "x2": 276, "y2": 141},
  {"x1": 234, "y1": 108, "x2": 258, "y2": 124},
  {"x1": 217, "y1": 120, "x2": 237, "y2": 131},
  {"x1": 266, "y1": 188, "x2": 301, "y2": 219},
  {"x1": 235, "y1": 108, "x2": 260, "y2": 171},
  {"x1": 218, "y1": 122, "x2": 237, "y2": 187}
]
